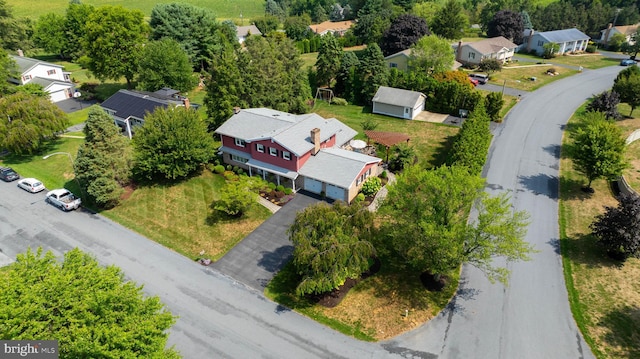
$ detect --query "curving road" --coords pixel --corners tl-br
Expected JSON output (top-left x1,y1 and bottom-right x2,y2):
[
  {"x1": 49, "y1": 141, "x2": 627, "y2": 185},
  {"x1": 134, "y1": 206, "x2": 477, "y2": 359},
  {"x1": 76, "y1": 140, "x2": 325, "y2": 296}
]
[{"x1": 0, "y1": 65, "x2": 624, "y2": 358}]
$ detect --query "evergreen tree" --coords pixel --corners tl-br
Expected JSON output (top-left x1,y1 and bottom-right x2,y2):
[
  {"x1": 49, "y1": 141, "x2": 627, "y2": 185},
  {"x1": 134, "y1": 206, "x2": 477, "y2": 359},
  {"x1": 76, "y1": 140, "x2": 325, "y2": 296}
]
[
  {"x1": 431, "y1": 0, "x2": 468, "y2": 40},
  {"x1": 205, "y1": 48, "x2": 246, "y2": 131},
  {"x1": 356, "y1": 43, "x2": 388, "y2": 104},
  {"x1": 315, "y1": 35, "x2": 343, "y2": 88},
  {"x1": 334, "y1": 51, "x2": 360, "y2": 101}
]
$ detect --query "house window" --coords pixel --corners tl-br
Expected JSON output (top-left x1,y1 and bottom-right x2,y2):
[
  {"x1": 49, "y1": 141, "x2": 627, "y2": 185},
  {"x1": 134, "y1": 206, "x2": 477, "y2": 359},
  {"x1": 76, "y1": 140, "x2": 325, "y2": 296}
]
[
  {"x1": 537, "y1": 40, "x2": 544, "y2": 46},
  {"x1": 469, "y1": 52, "x2": 475, "y2": 59},
  {"x1": 282, "y1": 151, "x2": 291, "y2": 160},
  {"x1": 269, "y1": 147, "x2": 278, "y2": 156},
  {"x1": 231, "y1": 154, "x2": 248, "y2": 163},
  {"x1": 22, "y1": 75, "x2": 31, "y2": 81},
  {"x1": 256, "y1": 143, "x2": 265, "y2": 153},
  {"x1": 234, "y1": 138, "x2": 246, "y2": 147},
  {"x1": 47, "y1": 69, "x2": 56, "y2": 75},
  {"x1": 390, "y1": 63, "x2": 398, "y2": 68}
]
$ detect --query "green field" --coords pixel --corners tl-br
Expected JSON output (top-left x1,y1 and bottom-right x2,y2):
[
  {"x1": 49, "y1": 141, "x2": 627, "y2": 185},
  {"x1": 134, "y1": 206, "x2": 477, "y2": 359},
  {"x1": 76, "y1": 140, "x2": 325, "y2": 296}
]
[{"x1": 7, "y1": 0, "x2": 265, "y2": 21}]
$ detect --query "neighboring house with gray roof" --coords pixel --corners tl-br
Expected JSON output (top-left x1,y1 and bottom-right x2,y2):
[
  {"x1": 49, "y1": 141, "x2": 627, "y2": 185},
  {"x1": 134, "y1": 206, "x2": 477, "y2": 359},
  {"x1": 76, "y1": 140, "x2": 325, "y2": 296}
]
[
  {"x1": 215, "y1": 108, "x2": 381, "y2": 202},
  {"x1": 9, "y1": 54, "x2": 75, "y2": 103},
  {"x1": 455, "y1": 36, "x2": 518, "y2": 66},
  {"x1": 236, "y1": 25, "x2": 262, "y2": 43},
  {"x1": 372, "y1": 86, "x2": 426, "y2": 120},
  {"x1": 520, "y1": 28, "x2": 590, "y2": 55},
  {"x1": 100, "y1": 88, "x2": 192, "y2": 138}
]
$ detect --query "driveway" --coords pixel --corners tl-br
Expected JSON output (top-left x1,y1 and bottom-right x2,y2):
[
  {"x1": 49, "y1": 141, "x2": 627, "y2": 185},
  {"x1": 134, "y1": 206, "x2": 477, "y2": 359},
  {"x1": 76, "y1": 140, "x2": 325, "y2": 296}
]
[
  {"x1": 212, "y1": 192, "x2": 320, "y2": 291},
  {"x1": 55, "y1": 98, "x2": 97, "y2": 113}
]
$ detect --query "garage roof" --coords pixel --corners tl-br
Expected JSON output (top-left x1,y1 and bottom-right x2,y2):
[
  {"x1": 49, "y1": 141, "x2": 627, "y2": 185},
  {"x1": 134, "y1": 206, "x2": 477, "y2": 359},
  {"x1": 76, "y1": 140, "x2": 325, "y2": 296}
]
[{"x1": 299, "y1": 148, "x2": 380, "y2": 189}]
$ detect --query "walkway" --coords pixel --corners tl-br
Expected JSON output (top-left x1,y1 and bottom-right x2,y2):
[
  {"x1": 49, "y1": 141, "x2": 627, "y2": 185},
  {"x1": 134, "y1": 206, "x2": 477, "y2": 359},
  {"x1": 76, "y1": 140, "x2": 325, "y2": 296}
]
[{"x1": 212, "y1": 193, "x2": 320, "y2": 291}]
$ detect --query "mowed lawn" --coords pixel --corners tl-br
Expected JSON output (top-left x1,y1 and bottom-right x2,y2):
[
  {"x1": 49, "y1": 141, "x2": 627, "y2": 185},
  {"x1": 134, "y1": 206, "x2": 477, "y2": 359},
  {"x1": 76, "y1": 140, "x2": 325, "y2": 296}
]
[
  {"x1": 7, "y1": 0, "x2": 265, "y2": 21},
  {"x1": 312, "y1": 101, "x2": 459, "y2": 168},
  {"x1": 560, "y1": 106, "x2": 640, "y2": 359}
]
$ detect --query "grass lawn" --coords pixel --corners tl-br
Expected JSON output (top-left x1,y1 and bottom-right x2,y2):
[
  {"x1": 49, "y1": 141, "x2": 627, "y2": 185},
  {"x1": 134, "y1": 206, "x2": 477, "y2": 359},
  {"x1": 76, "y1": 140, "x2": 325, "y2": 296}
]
[
  {"x1": 102, "y1": 170, "x2": 272, "y2": 260},
  {"x1": 488, "y1": 65, "x2": 578, "y2": 91},
  {"x1": 312, "y1": 101, "x2": 459, "y2": 168},
  {"x1": 265, "y1": 258, "x2": 460, "y2": 341},
  {"x1": 560, "y1": 105, "x2": 640, "y2": 359},
  {"x1": 7, "y1": 0, "x2": 265, "y2": 22},
  {"x1": 515, "y1": 52, "x2": 619, "y2": 70}
]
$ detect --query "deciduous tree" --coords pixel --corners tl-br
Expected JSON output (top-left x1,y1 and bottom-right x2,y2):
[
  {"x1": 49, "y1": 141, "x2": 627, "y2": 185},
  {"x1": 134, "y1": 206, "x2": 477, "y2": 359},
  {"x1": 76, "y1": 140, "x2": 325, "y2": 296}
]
[
  {"x1": 0, "y1": 247, "x2": 179, "y2": 358},
  {"x1": 570, "y1": 112, "x2": 628, "y2": 190},
  {"x1": 33, "y1": 13, "x2": 66, "y2": 57},
  {"x1": 379, "y1": 13, "x2": 430, "y2": 56},
  {"x1": 408, "y1": 35, "x2": 455, "y2": 74},
  {"x1": 613, "y1": 66, "x2": 640, "y2": 116},
  {"x1": 0, "y1": 92, "x2": 69, "y2": 154},
  {"x1": 137, "y1": 38, "x2": 197, "y2": 93},
  {"x1": 586, "y1": 90, "x2": 621, "y2": 120},
  {"x1": 430, "y1": 0, "x2": 468, "y2": 40},
  {"x1": 64, "y1": 1, "x2": 95, "y2": 60},
  {"x1": 74, "y1": 107, "x2": 132, "y2": 208},
  {"x1": 484, "y1": 91, "x2": 504, "y2": 122},
  {"x1": 214, "y1": 175, "x2": 264, "y2": 217},
  {"x1": 487, "y1": 10, "x2": 524, "y2": 44},
  {"x1": 133, "y1": 107, "x2": 216, "y2": 181},
  {"x1": 591, "y1": 194, "x2": 640, "y2": 261},
  {"x1": 289, "y1": 201, "x2": 376, "y2": 295},
  {"x1": 83, "y1": 6, "x2": 149, "y2": 88},
  {"x1": 379, "y1": 165, "x2": 532, "y2": 284},
  {"x1": 479, "y1": 58, "x2": 502, "y2": 74},
  {"x1": 0, "y1": 48, "x2": 16, "y2": 94}
]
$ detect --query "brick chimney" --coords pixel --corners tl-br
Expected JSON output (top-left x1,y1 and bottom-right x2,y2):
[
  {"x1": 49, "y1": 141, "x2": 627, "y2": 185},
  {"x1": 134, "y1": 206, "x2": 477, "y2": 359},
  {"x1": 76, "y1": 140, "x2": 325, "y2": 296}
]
[
  {"x1": 17, "y1": 49, "x2": 23, "y2": 57},
  {"x1": 310, "y1": 128, "x2": 321, "y2": 155},
  {"x1": 233, "y1": 107, "x2": 241, "y2": 114},
  {"x1": 182, "y1": 98, "x2": 190, "y2": 109},
  {"x1": 603, "y1": 23, "x2": 613, "y2": 45},
  {"x1": 526, "y1": 29, "x2": 534, "y2": 52},
  {"x1": 456, "y1": 41, "x2": 462, "y2": 62}
]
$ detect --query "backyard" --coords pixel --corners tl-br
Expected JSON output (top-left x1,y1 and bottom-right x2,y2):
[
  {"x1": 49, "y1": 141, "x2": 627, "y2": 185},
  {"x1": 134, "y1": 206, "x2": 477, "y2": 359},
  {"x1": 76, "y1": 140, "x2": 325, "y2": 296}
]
[{"x1": 560, "y1": 104, "x2": 640, "y2": 359}]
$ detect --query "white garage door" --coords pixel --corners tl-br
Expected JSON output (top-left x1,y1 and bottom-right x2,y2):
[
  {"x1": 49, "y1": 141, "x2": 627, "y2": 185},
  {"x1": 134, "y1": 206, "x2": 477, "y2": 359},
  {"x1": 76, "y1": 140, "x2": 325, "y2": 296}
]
[
  {"x1": 304, "y1": 177, "x2": 322, "y2": 194},
  {"x1": 326, "y1": 184, "x2": 345, "y2": 201},
  {"x1": 49, "y1": 90, "x2": 68, "y2": 103}
]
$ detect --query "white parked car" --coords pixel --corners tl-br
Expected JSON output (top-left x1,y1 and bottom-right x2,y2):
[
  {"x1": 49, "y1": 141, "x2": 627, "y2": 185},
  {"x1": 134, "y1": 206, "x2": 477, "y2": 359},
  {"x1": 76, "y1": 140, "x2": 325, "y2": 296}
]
[{"x1": 17, "y1": 178, "x2": 45, "y2": 193}]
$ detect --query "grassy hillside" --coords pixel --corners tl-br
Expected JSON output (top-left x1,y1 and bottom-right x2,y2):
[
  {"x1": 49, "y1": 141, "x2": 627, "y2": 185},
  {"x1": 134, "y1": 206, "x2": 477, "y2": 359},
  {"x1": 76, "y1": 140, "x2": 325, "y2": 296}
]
[{"x1": 7, "y1": 0, "x2": 265, "y2": 21}]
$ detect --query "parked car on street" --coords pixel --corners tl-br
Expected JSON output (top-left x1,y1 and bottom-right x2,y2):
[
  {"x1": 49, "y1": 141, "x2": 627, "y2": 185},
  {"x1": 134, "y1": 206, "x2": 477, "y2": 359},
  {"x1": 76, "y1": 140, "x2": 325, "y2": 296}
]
[
  {"x1": 620, "y1": 59, "x2": 636, "y2": 66},
  {"x1": 45, "y1": 189, "x2": 81, "y2": 211},
  {"x1": 0, "y1": 167, "x2": 19, "y2": 182},
  {"x1": 469, "y1": 73, "x2": 489, "y2": 84},
  {"x1": 468, "y1": 77, "x2": 479, "y2": 86},
  {"x1": 17, "y1": 178, "x2": 45, "y2": 193}
]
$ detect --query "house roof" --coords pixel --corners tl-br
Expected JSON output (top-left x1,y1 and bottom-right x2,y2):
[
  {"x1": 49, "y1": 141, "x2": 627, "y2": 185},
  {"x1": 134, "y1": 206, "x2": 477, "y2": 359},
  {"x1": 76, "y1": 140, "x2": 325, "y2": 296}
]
[
  {"x1": 464, "y1": 36, "x2": 518, "y2": 55},
  {"x1": 299, "y1": 148, "x2": 380, "y2": 188},
  {"x1": 308, "y1": 21, "x2": 354, "y2": 34},
  {"x1": 29, "y1": 77, "x2": 72, "y2": 90},
  {"x1": 236, "y1": 25, "x2": 262, "y2": 37},
  {"x1": 100, "y1": 89, "x2": 184, "y2": 120},
  {"x1": 537, "y1": 28, "x2": 590, "y2": 43},
  {"x1": 614, "y1": 24, "x2": 639, "y2": 36},
  {"x1": 372, "y1": 86, "x2": 426, "y2": 108},
  {"x1": 9, "y1": 55, "x2": 63, "y2": 74},
  {"x1": 215, "y1": 108, "x2": 357, "y2": 156}
]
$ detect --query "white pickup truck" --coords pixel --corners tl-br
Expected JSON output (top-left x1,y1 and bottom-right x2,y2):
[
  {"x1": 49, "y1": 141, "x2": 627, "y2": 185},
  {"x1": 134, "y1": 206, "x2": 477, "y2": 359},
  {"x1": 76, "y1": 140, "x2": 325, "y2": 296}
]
[{"x1": 45, "y1": 189, "x2": 82, "y2": 211}]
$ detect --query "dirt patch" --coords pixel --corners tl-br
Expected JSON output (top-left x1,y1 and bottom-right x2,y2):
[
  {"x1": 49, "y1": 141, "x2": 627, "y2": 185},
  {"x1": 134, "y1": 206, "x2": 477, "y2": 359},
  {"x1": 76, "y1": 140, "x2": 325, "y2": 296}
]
[{"x1": 120, "y1": 183, "x2": 137, "y2": 201}]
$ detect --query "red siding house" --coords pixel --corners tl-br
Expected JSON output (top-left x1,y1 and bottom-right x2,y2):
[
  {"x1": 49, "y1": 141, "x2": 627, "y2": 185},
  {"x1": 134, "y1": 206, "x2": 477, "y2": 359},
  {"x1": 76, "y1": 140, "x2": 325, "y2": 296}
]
[{"x1": 215, "y1": 108, "x2": 381, "y2": 202}]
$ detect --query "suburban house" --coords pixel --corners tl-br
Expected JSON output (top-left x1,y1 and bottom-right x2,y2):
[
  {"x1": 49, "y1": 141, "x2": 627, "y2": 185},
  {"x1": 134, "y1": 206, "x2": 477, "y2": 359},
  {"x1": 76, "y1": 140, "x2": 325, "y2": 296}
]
[
  {"x1": 308, "y1": 20, "x2": 354, "y2": 36},
  {"x1": 372, "y1": 86, "x2": 426, "y2": 120},
  {"x1": 455, "y1": 36, "x2": 518, "y2": 66},
  {"x1": 100, "y1": 88, "x2": 192, "y2": 138},
  {"x1": 520, "y1": 28, "x2": 590, "y2": 55},
  {"x1": 599, "y1": 23, "x2": 639, "y2": 45},
  {"x1": 9, "y1": 54, "x2": 75, "y2": 103},
  {"x1": 384, "y1": 49, "x2": 462, "y2": 71},
  {"x1": 236, "y1": 25, "x2": 262, "y2": 43},
  {"x1": 215, "y1": 108, "x2": 382, "y2": 203}
]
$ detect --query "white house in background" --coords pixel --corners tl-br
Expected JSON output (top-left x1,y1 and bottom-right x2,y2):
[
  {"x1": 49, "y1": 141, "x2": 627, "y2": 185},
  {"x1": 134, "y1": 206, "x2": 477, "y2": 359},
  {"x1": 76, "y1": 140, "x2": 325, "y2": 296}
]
[
  {"x1": 9, "y1": 54, "x2": 75, "y2": 103},
  {"x1": 520, "y1": 28, "x2": 590, "y2": 55},
  {"x1": 455, "y1": 36, "x2": 518, "y2": 66},
  {"x1": 372, "y1": 86, "x2": 426, "y2": 120},
  {"x1": 599, "y1": 23, "x2": 639, "y2": 45},
  {"x1": 236, "y1": 25, "x2": 262, "y2": 43},
  {"x1": 215, "y1": 108, "x2": 381, "y2": 203},
  {"x1": 308, "y1": 21, "x2": 354, "y2": 36}
]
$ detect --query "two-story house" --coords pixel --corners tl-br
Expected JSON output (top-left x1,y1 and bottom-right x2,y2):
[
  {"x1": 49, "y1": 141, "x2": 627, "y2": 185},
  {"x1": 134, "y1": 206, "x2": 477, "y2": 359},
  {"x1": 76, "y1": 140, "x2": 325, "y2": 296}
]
[
  {"x1": 215, "y1": 108, "x2": 381, "y2": 203},
  {"x1": 10, "y1": 54, "x2": 75, "y2": 103}
]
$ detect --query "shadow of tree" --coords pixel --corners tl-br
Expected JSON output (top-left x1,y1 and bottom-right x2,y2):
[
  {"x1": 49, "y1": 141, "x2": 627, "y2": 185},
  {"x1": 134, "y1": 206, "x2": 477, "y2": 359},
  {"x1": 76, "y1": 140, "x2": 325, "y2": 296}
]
[
  {"x1": 599, "y1": 305, "x2": 640, "y2": 358},
  {"x1": 257, "y1": 245, "x2": 294, "y2": 272},
  {"x1": 562, "y1": 231, "x2": 623, "y2": 270},
  {"x1": 429, "y1": 133, "x2": 457, "y2": 168},
  {"x1": 518, "y1": 173, "x2": 559, "y2": 198},
  {"x1": 559, "y1": 175, "x2": 594, "y2": 200}
]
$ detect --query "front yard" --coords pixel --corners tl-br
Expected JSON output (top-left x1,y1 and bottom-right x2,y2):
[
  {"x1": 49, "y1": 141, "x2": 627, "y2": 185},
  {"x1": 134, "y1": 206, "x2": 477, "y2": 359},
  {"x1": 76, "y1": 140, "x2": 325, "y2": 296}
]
[{"x1": 560, "y1": 105, "x2": 640, "y2": 359}]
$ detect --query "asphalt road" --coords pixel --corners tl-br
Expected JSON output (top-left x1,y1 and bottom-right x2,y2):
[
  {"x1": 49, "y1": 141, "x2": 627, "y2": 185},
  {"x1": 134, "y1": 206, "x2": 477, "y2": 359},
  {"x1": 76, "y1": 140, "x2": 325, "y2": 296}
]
[
  {"x1": 387, "y1": 65, "x2": 624, "y2": 358},
  {"x1": 0, "y1": 65, "x2": 625, "y2": 358}
]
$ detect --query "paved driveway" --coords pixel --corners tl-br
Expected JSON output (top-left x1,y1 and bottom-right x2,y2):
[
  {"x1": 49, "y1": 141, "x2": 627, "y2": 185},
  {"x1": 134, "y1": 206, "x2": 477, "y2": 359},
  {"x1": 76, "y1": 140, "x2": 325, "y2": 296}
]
[{"x1": 212, "y1": 193, "x2": 320, "y2": 291}]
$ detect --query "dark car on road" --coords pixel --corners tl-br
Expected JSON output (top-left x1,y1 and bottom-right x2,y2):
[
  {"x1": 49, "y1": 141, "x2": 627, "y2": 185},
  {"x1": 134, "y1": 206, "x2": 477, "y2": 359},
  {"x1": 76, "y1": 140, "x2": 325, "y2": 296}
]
[{"x1": 0, "y1": 167, "x2": 19, "y2": 182}]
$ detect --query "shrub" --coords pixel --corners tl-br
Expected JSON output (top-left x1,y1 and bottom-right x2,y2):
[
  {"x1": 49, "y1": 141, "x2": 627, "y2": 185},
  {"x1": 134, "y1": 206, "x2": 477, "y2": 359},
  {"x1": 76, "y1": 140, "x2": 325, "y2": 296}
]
[
  {"x1": 355, "y1": 193, "x2": 366, "y2": 202},
  {"x1": 236, "y1": 168, "x2": 244, "y2": 175},
  {"x1": 485, "y1": 92, "x2": 504, "y2": 122},
  {"x1": 232, "y1": 166, "x2": 239, "y2": 173},
  {"x1": 226, "y1": 164, "x2": 232, "y2": 171},
  {"x1": 268, "y1": 182, "x2": 277, "y2": 190},
  {"x1": 379, "y1": 170, "x2": 387, "y2": 179},
  {"x1": 214, "y1": 165, "x2": 225, "y2": 174},
  {"x1": 361, "y1": 177, "x2": 382, "y2": 197},
  {"x1": 284, "y1": 188, "x2": 293, "y2": 195},
  {"x1": 223, "y1": 171, "x2": 238, "y2": 181},
  {"x1": 276, "y1": 185, "x2": 285, "y2": 192},
  {"x1": 546, "y1": 67, "x2": 557, "y2": 74},
  {"x1": 332, "y1": 97, "x2": 348, "y2": 106},
  {"x1": 586, "y1": 45, "x2": 596, "y2": 53}
]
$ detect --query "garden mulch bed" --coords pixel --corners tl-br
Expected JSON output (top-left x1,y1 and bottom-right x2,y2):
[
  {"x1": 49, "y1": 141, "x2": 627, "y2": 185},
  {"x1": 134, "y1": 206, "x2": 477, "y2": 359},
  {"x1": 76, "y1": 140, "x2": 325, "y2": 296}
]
[{"x1": 310, "y1": 258, "x2": 382, "y2": 308}]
